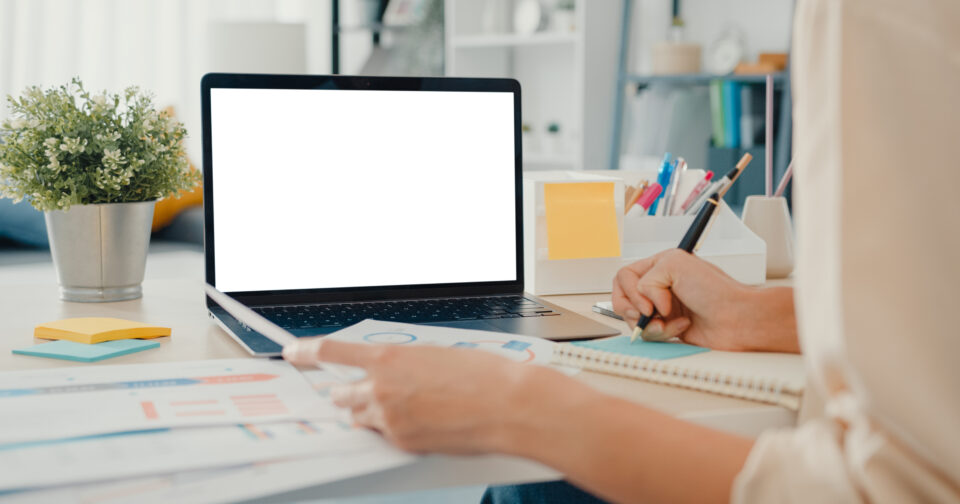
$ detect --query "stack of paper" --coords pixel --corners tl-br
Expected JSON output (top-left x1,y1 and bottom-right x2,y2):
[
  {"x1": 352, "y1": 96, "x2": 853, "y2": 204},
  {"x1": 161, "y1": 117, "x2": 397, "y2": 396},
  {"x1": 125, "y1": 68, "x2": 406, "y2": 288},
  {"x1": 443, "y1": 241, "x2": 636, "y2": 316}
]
[
  {"x1": 0, "y1": 357, "x2": 413, "y2": 498},
  {"x1": 0, "y1": 320, "x2": 561, "y2": 502}
]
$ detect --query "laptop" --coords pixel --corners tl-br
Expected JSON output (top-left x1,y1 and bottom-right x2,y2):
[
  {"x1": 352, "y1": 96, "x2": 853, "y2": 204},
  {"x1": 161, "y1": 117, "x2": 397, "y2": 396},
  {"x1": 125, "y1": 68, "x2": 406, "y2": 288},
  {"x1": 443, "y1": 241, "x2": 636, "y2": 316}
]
[{"x1": 201, "y1": 73, "x2": 619, "y2": 356}]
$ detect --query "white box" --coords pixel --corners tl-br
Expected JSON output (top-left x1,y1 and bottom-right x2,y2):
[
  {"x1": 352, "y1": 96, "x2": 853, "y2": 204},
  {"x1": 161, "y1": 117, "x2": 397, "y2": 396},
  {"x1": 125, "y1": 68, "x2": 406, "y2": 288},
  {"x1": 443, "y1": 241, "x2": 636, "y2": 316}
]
[
  {"x1": 523, "y1": 171, "x2": 625, "y2": 296},
  {"x1": 523, "y1": 170, "x2": 766, "y2": 295}
]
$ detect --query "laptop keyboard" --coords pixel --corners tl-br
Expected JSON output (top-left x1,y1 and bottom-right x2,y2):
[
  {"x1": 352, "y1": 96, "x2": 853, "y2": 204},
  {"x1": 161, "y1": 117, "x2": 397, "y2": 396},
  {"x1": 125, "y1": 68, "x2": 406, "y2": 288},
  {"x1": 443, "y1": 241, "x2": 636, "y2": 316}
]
[{"x1": 253, "y1": 295, "x2": 559, "y2": 330}]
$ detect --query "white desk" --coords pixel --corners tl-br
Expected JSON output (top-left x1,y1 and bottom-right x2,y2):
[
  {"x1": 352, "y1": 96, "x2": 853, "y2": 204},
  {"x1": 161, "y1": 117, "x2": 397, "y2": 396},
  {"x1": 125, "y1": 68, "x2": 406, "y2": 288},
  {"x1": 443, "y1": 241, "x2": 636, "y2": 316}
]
[{"x1": 0, "y1": 249, "x2": 797, "y2": 501}]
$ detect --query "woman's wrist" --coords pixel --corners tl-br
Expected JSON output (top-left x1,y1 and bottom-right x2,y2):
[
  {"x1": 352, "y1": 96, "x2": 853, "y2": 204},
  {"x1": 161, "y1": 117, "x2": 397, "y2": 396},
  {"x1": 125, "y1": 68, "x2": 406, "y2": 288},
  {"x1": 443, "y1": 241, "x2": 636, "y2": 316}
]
[
  {"x1": 739, "y1": 286, "x2": 800, "y2": 353},
  {"x1": 490, "y1": 364, "x2": 599, "y2": 460}
]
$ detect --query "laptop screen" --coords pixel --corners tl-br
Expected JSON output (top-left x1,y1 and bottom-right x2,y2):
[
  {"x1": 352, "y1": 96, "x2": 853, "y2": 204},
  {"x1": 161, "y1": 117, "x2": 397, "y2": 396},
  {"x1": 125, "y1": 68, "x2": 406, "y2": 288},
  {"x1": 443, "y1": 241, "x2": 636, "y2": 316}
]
[{"x1": 209, "y1": 87, "x2": 518, "y2": 293}]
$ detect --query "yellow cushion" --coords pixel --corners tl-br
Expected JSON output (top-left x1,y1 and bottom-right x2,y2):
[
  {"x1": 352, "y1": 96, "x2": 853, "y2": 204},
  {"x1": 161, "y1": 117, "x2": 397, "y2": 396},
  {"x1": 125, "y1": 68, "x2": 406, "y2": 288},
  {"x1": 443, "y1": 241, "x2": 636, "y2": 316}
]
[{"x1": 152, "y1": 170, "x2": 203, "y2": 232}]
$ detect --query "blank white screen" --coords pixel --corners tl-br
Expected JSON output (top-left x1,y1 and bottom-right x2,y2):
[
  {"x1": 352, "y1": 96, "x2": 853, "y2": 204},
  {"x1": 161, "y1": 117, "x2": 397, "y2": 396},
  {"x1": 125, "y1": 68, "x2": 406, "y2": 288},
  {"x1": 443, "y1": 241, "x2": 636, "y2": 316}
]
[{"x1": 211, "y1": 88, "x2": 517, "y2": 292}]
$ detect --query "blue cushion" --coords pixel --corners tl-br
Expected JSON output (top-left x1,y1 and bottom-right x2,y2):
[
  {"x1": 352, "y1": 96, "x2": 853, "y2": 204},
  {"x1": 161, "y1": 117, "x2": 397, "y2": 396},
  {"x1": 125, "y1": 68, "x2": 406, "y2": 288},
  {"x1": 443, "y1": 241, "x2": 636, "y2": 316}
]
[{"x1": 0, "y1": 199, "x2": 48, "y2": 248}]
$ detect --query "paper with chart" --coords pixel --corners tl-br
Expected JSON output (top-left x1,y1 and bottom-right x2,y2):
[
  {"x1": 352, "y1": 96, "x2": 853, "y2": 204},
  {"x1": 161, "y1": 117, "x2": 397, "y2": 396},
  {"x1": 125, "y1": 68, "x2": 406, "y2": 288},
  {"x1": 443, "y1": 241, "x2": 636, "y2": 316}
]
[
  {"x1": 0, "y1": 419, "x2": 412, "y2": 493},
  {"x1": 0, "y1": 359, "x2": 337, "y2": 445},
  {"x1": 2, "y1": 438, "x2": 414, "y2": 504},
  {"x1": 324, "y1": 319, "x2": 560, "y2": 368},
  {"x1": 0, "y1": 322, "x2": 561, "y2": 498}
]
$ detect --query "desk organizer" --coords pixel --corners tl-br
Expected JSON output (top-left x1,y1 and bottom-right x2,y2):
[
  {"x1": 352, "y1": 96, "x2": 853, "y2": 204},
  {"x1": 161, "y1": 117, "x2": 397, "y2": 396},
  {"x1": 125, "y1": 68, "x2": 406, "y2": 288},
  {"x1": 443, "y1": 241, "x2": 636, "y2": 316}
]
[
  {"x1": 523, "y1": 170, "x2": 766, "y2": 295},
  {"x1": 523, "y1": 171, "x2": 626, "y2": 296}
]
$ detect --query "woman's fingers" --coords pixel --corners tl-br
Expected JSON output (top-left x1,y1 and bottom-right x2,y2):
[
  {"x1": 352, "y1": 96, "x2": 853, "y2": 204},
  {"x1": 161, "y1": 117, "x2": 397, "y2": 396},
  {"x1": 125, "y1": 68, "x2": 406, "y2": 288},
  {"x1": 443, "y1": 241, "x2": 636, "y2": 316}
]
[
  {"x1": 281, "y1": 337, "x2": 324, "y2": 365},
  {"x1": 636, "y1": 277, "x2": 674, "y2": 319},
  {"x1": 330, "y1": 381, "x2": 374, "y2": 409},
  {"x1": 640, "y1": 316, "x2": 692, "y2": 342},
  {"x1": 634, "y1": 250, "x2": 695, "y2": 318},
  {"x1": 613, "y1": 251, "x2": 686, "y2": 323},
  {"x1": 282, "y1": 338, "x2": 380, "y2": 368},
  {"x1": 613, "y1": 268, "x2": 653, "y2": 321},
  {"x1": 640, "y1": 318, "x2": 670, "y2": 342},
  {"x1": 351, "y1": 403, "x2": 386, "y2": 432}
]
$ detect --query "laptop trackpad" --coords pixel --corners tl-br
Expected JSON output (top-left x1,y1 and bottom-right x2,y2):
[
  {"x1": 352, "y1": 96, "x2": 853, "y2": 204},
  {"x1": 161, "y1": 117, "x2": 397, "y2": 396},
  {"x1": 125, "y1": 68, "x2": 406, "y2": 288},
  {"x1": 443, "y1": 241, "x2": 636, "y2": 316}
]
[{"x1": 420, "y1": 320, "x2": 505, "y2": 332}]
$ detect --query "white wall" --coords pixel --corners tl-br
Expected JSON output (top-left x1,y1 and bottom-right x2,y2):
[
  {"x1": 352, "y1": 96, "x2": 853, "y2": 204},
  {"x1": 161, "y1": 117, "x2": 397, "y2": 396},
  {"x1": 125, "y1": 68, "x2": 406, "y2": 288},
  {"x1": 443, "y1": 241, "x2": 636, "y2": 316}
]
[
  {"x1": 0, "y1": 0, "x2": 336, "y2": 162},
  {"x1": 0, "y1": 0, "x2": 793, "y2": 168}
]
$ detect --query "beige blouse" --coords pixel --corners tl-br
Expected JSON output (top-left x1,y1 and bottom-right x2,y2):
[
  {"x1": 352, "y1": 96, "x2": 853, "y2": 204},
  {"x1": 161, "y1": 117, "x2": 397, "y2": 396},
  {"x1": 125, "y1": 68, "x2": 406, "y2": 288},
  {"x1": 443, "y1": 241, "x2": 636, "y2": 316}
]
[{"x1": 732, "y1": 0, "x2": 960, "y2": 501}]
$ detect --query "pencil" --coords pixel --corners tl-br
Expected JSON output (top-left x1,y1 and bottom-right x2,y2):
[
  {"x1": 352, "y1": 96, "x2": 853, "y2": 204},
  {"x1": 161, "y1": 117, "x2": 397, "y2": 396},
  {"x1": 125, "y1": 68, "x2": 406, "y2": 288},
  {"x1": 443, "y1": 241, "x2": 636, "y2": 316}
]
[
  {"x1": 765, "y1": 74, "x2": 774, "y2": 197},
  {"x1": 624, "y1": 180, "x2": 649, "y2": 214},
  {"x1": 774, "y1": 159, "x2": 794, "y2": 197}
]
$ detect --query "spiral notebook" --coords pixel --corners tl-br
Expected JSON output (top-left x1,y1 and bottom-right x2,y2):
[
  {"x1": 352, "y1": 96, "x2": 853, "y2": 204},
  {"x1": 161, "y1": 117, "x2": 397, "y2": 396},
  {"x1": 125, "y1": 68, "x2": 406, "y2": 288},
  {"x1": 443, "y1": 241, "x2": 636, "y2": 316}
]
[{"x1": 552, "y1": 337, "x2": 805, "y2": 410}]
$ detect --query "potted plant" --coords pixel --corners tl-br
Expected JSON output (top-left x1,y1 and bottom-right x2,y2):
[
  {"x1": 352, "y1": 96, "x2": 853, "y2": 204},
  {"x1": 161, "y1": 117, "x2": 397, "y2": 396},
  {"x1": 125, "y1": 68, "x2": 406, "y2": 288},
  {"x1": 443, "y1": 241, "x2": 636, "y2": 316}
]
[{"x1": 0, "y1": 78, "x2": 200, "y2": 302}]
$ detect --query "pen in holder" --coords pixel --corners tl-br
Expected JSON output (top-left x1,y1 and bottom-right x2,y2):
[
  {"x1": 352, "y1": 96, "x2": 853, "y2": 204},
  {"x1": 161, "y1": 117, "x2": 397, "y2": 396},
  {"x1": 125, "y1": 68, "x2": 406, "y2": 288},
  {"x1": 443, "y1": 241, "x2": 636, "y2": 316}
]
[{"x1": 741, "y1": 195, "x2": 794, "y2": 278}]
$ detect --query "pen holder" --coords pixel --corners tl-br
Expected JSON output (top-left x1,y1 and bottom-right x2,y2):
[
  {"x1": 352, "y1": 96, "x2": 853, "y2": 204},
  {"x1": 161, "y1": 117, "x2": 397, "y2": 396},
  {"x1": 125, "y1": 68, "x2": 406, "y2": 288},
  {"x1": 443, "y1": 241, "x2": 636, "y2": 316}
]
[
  {"x1": 741, "y1": 196, "x2": 794, "y2": 279},
  {"x1": 623, "y1": 202, "x2": 767, "y2": 286}
]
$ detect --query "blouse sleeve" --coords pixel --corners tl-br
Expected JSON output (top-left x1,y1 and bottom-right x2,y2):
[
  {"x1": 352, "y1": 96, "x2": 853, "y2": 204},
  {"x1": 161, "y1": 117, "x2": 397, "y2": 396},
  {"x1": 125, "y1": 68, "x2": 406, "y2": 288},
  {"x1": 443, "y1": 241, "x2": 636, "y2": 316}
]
[
  {"x1": 733, "y1": 411, "x2": 960, "y2": 503},
  {"x1": 732, "y1": 419, "x2": 859, "y2": 503},
  {"x1": 733, "y1": 0, "x2": 960, "y2": 501}
]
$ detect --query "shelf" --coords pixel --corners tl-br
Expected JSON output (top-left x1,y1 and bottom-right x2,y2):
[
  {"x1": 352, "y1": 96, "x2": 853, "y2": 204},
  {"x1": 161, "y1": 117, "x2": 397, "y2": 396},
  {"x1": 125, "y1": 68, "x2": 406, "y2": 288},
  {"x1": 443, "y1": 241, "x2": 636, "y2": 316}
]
[
  {"x1": 335, "y1": 23, "x2": 409, "y2": 34},
  {"x1": 523, "y1": 153, "x2": 576, "y2": 165},
  {"x1": 451, "y1": 32, "x2": 578, "y2": 48},
  {"x1": 626, "y1": 72, "x2": 787, "y2": 85}
]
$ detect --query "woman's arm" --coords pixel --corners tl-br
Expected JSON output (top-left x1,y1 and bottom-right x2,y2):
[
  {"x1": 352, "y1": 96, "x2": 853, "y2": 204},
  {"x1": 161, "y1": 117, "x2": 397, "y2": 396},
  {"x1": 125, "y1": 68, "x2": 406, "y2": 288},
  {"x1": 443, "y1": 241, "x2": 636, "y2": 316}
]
[
  {"x1": 500, "y1": 365, "x2": 754, "y2": 504},
  {"x1": 279, "y1": 251, "x2": 796, "y2": 503},
  {"x1": 285, "y1": 340, "x2": 754, "y2": 504}
]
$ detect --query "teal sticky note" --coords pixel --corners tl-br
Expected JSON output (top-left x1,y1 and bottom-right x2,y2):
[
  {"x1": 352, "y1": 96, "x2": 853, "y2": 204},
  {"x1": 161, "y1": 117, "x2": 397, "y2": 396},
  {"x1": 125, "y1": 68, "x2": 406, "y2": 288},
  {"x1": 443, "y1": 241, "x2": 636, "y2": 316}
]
[
  {"x1": 572, "y1": 336, "x2": 709, "y2": 360},
  {"x1": 12, "y1": 339, "x2": 160, "y2": 362}
]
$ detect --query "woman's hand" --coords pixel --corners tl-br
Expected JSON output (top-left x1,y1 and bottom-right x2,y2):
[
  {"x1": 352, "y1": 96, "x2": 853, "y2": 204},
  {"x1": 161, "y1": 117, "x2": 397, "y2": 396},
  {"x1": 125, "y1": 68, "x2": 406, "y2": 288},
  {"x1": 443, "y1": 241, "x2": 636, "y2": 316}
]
[
  {"x1": 284, "y1": 335, "x2": 757, "y2": 504},
  {"x1": 612, "y1": 249, "x2": 799, "y2": 353},
  {"x1": 283, "y1": 338, "x2": 567, "y2": 454}
]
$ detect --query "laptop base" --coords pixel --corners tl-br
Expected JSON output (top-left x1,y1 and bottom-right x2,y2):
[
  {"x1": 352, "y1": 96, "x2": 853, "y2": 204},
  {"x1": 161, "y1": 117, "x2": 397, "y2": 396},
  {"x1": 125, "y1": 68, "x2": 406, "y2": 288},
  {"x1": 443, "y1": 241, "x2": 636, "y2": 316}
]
[{"x1": 209, "y1": 295, "x2": 619, "y2": 357}]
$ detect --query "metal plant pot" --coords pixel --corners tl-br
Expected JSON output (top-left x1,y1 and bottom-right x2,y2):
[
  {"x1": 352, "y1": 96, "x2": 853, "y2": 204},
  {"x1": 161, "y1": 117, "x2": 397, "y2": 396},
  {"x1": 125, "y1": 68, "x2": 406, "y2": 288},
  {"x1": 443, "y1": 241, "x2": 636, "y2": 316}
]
[{"x1": 44, "y1": 201, "x2": 155, "y2": 302}]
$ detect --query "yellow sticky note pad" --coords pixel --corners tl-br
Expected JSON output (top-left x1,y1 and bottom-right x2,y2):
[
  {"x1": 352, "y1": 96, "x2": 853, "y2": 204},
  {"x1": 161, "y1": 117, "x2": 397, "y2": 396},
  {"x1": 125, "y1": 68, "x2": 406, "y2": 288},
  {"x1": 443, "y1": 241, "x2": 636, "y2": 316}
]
[
  {"x1": 34, "y1": 317, "x2": 171, "y2": 344},
  {"x1": 544, "y1": 182, "x2": 621, "y2": 260}
]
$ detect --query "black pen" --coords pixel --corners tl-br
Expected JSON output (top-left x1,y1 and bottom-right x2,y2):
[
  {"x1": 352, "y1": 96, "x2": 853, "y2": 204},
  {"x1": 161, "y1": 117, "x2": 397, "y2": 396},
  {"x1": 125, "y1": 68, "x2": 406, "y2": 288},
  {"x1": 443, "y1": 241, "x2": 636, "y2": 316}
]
[{"x1": 630, "y1": 153, "x2": 752, "y2": 342}]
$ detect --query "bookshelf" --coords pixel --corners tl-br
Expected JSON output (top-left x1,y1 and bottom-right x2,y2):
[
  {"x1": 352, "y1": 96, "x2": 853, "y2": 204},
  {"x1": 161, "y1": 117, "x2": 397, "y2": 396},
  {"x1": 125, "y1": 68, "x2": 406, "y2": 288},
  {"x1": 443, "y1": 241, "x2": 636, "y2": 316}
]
[
  {"x1": 626, "y1": 72, "x2": 786, "y2": 85},
  {"x1": 451, "y1": 32, "x2": 578, "y2": 48},
  {"x1": 444, "y1": 0, "x2": 621, "y2": 171}
]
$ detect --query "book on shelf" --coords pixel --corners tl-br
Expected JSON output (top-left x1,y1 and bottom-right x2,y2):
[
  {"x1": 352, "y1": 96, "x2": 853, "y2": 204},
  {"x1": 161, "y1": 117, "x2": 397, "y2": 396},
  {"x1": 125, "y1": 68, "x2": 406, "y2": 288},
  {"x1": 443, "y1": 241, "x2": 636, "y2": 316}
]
[
  {"x1": 721, "y1": 81, "x2": 741, "y2": 148},
  {"x1": 709, "y1": 79, "x2": 725, "y2": 148}
]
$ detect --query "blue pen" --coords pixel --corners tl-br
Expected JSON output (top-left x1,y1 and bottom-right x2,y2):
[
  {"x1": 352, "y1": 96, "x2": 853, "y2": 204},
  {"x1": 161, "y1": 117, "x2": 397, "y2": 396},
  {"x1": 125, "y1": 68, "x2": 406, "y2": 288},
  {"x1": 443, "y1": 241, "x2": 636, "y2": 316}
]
[{"x1": 648, "y1": 153, "x2": 674, "y2": 215}]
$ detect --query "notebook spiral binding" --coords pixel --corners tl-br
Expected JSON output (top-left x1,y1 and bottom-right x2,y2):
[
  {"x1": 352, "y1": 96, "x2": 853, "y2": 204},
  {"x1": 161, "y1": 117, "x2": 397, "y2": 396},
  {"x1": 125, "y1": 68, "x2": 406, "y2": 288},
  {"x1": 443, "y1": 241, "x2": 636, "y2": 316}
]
[{"x1": 552, "y1": 344, "x2": 801, "y2": 411}]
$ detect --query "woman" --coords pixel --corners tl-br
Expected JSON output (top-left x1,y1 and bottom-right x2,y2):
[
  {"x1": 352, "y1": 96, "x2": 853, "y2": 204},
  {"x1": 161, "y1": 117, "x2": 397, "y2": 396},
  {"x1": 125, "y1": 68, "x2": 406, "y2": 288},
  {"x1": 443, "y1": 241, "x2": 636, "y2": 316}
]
[{"x1": 284, "y1": 0, "x2": 960, "y2": 501}]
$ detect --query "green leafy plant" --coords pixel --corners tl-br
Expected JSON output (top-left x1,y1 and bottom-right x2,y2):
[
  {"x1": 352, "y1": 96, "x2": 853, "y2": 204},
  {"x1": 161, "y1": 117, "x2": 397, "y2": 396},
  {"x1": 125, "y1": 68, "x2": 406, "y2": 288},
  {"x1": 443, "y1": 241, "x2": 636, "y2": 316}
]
[{"x1": 0, "y1": 78, "x2": 200, "y2": 211}]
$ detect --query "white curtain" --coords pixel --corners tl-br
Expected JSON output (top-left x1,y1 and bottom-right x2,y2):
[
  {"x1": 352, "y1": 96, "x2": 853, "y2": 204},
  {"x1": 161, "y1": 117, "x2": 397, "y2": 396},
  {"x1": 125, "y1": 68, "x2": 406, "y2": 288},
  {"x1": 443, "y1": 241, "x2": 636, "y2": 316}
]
[{"x1": 0, "y1": 0, "x2": 348, "y2": 161}]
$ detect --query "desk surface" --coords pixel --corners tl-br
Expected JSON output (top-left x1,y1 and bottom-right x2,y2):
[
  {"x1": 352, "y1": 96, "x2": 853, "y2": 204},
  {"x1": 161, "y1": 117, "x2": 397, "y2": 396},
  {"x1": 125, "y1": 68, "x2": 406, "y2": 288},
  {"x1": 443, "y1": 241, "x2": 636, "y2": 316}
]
[{"x1": 0, "y1": 249, "x2": 797, "y2": 500}]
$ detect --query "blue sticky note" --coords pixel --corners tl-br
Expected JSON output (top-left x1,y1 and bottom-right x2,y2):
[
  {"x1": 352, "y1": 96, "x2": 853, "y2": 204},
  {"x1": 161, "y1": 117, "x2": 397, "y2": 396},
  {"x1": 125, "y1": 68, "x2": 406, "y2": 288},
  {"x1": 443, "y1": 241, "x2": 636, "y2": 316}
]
[
  {"x1": 572, "y1": 336, "x2": 709, "y2": 360},
  {"x1": 12, "y1": 339, "x2": 160, "y2": 362},
  {"x1": 502, "y1": 340, "x2": 531, "y2": 351}
]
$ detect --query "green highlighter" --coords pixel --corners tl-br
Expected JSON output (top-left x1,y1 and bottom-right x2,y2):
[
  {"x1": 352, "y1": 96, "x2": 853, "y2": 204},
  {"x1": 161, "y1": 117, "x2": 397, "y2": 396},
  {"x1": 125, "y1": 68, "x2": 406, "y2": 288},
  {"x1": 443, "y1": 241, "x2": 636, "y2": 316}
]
[{"x1": 13, "y1": 339, "x2": 160, "y2": 362}]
